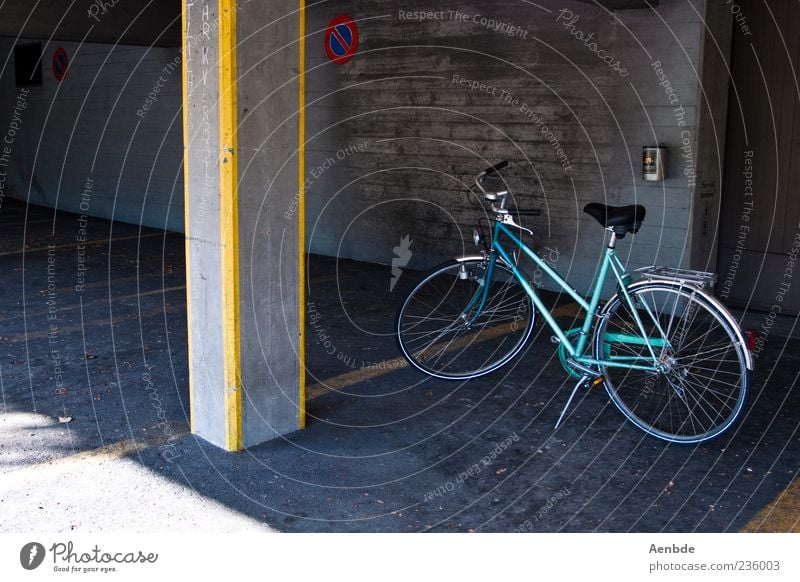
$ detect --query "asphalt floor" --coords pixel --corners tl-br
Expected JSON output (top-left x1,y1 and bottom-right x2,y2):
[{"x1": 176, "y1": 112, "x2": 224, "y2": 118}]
[{"x1": 1, "y1": 200, "x2": 798, "y2": 532}]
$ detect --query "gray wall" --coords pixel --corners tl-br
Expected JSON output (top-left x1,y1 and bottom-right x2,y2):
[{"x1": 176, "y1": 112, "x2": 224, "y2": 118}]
[
  {"x1": 0, "y1": 0, "x2": 723, "y2": 295},
  {"x1": 305, "y1": 0, "x2": 713, "y2": 294},
  {"x1": 0, "y1": 0, "x2": 181, "y2": 47},
  {"x1": 0, "y1": 37, "x2": 184, "y2": 231}
]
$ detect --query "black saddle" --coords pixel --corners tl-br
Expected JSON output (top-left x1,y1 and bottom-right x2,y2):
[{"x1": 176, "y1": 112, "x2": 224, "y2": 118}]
[{"x1": 583, "y1": 203, "x2": 646, "y2": 238}]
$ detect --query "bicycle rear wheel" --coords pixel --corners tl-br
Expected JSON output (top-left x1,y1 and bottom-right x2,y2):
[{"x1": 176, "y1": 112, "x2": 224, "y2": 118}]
[
  {"x1": 396, "y1": 258, "x2": 535, "y2": 379},
  {"x1": 595, "y1": 282, "x2": 749, "y2": 443}
]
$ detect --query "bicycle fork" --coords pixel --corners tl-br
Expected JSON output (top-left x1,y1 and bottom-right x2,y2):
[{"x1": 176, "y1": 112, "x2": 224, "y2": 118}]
[{"x1": 457, "y1": 256, "x2": 496, "y2": 327}]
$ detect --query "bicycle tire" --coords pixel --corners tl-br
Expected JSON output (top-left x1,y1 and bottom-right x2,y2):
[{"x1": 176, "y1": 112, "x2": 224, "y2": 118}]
[
  {"x1": 595, "y1": 282, "x2": 749, "y2": 444},
  {"x1": 396, "y1": 258, "x2": 536, "y2": 379}
]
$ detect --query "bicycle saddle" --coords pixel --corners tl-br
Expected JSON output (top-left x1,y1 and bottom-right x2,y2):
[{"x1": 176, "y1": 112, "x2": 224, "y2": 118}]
[{"x1": 583, "y1": 203, "x2": 646, "y2": 238}]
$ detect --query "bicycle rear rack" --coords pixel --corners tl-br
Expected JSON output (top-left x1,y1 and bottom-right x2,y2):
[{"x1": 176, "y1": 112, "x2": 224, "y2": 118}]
[{"x1": 635, "y1": 266, "x2": 717, "y2": 290}]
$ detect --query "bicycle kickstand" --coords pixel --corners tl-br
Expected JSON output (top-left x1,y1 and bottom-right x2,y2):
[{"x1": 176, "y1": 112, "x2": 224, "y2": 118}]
[{"x1": 554, "y1": 374, "x2": 603, "y2": 430}]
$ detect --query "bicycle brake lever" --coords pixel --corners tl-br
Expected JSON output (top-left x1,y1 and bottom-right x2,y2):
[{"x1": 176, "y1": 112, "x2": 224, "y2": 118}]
[{"x1": 501, "y1": 214, "x2": 533, "y2": 236}]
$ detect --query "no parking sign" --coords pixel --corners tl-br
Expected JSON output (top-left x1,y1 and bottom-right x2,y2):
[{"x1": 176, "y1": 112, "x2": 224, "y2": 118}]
[
  {"x1": 324, "y1": 15, "x2": 358, "y2": 64},
  {"x1": 52, "y1": 47, "x2": 69, "y2": 81}
]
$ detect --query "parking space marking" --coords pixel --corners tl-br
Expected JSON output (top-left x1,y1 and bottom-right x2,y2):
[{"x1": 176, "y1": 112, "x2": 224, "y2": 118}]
[
  {"x1": 306, "y1": 303, "x2": 580, "y2": 400},
  {"x1": 306, "y1": 355, "x2": 409, "y2": 400},
  {"x1": 0, "y1": 285, "x2": 187, "y2": 324},
  {"x1": 741, "y1": 477, "x2": 800, "y2": 532},
  {"x1": 2, "y1": 425, "x2": 190, "y2": 489},
  {"x1": 28, "y1": 272, "x2": 183, "y2": 297},
  {"x1": 0, "y1": 232, "x2": 174, "y2": 257},
  {"x1": 1, "y1": 439, "x2": 148, "y2": 488},
  {"x1": 5, "y1": 304, "x2": 184, "y2": 342}
]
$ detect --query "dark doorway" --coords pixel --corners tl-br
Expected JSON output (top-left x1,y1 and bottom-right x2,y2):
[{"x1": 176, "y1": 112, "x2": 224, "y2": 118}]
[{"x1": 718, "y1": 0, "x2": 800, "y2": 314}]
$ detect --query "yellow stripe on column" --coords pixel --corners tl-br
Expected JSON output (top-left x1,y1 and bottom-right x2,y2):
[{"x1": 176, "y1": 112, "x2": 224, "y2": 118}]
[
  {"x1": 298, "y1": 0, "x2": 307, "y2": 429},
  {"x1": 181, "y1": 0, "x2": 195, "y2": 434},
  {"x1": 219, "y1": 0, "x2": 242, "y2": 451}
]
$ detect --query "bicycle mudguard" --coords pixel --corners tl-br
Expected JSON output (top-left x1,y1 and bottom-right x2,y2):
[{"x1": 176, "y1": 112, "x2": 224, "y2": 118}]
[
  {"x1": 454, "y1": 254, "x2": 518, "y2": 271},
  {"x1": 454, "y1": 255, "x2": 486, "y2": 263}
]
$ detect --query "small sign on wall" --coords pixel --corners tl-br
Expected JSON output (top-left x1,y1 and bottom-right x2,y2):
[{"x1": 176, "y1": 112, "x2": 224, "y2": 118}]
[
  {"x1": 643, "y1": 146, "x2": 666, "y2": 181},
  {"x1": 324, "y1": 15, "x2": 359, "y2": 64},
  {"x1": 52, "y1": 47, "x2": 69, "y2": 81}
]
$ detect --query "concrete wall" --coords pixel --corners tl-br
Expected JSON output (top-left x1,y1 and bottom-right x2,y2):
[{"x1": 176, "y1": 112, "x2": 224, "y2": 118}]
[
  {"x1": 305, "y1": 0, "x2": 713, "y2": 295},
  {"x1": 0, "y1": 37, "x2": 183, "y2": 231},
  {"x1": 0, "y1": 0, "x2": 181, "y2": 47}
]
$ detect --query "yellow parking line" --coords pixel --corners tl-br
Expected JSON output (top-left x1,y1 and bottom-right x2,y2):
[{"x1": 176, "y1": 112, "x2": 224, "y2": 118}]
[
  {"x1": 33, "y1": 272, "x2": 181, "y2": 297},
  {"x1": 5, "y1": 304, "x2": 183, "y2": 342},
  {"x1": 53, "y1": 438, "x2": 148, "y2": 463},
  {"x1": 3, "y1": 430, "x2": 189, "y2": 488},
  {"x1": 0, "y1": 285, "x2": 187, "y2": 324},
  {"x1": 741, "y1": 477, "x2": 800, "y2": 532},
  {"x1": 306, "y1": 355, "x2": 409, "y2": 400},
  {"x1": 0, "y1": 232, "x2": 170, "y2": 257},
  {"x1": 305, "y1": 323, "x2": 517, "y2": 400},
  {"x1": 2, "y1": 440, "x2": 148, "y2": 488},
  {"x1": 120, "y1": 285, "x2": 185, "y2": 299},
  {"x1": 306, "y1": 303, "x2": 580, "y2": 400}
]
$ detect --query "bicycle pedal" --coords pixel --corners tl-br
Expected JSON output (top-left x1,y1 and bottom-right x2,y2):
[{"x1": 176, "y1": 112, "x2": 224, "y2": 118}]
[{"x1": 591, "y1": 376, "x2": 604, "y2": 387}]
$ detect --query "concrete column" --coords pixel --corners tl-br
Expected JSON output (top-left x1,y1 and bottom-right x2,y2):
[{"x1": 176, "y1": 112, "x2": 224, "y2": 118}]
[{"x1": 183, "y1": 0, "x2": 304, "y2": 451}]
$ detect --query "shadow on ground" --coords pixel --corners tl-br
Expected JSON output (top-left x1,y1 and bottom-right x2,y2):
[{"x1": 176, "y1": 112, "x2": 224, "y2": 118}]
[{"x1": 1, "y1": 201, "x2": 798, "y2": 532}]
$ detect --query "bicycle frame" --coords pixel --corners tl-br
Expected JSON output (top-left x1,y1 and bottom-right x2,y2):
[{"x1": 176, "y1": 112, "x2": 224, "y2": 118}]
[{"x1": 475, "y1": 219, "x2": 667, "y2": 373}]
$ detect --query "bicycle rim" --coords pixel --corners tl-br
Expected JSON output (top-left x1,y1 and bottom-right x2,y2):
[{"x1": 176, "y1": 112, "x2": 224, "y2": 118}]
[
  {"x1": 396, "y1": 259, "x2": 535, "y2": 379},
  {"x1": 596, "y1": 283, "x2": 748, "y2": 443}
]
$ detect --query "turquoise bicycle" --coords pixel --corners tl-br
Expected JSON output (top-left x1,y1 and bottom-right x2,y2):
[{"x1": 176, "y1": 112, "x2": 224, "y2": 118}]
[{"x1": 396, "y1": 161, "x2": 753, "y2": 444}]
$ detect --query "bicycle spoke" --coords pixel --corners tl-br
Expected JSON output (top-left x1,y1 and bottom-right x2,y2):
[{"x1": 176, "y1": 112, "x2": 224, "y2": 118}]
[
  {"x1": 597, "y1": 284, "x2": 747, "y2": 443},
  {"x1": 680, "y1": 363, "x2": 742, "y2": 377},
  {"x1": 675, "y1": 321, "x2": 727, "y2": 353},
  {"x1": 679, "y1": 343, "x2": 736, "y2": 362},
  {"x1": 672, "y1": 374, "x2": 732, "y2": 430},
  {"x1": 679, "y1": 370, "x2": 742, "y2": 395},
  {"x1": 397, "y1": 260, "x2": 535, "y2": 378}
]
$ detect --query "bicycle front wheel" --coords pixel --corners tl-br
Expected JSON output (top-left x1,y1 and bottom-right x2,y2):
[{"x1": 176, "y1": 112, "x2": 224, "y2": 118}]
[
  {"x1": 595, "y1": 282, "x2": 749, "y2": 444},
  {"x1": 396, "y1": 258, "x2": 535, "y2": 380}
]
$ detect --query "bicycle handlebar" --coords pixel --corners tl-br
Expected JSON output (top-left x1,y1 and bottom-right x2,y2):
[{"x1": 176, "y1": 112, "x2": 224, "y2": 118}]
[
  {"x1": 483, "y1": 160, "x2": 508, "y2": 176},
  {"x1": 474, "y1": 161, "x2": 541, "y2": 218},
  {"x1": 476, "y1": 160, "x2": 509, "y2": 194}
]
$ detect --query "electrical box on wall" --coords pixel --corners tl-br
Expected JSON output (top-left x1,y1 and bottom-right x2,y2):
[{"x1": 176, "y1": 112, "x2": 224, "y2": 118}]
[{"x1": 643, "y1": 146, "x2": 666, "y2": 181}]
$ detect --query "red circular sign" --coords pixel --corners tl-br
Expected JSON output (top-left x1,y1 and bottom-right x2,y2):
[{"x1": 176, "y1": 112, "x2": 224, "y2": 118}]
[
  {"x1": 324, "y1": 15, "x2": 358, "y2": 64},
  {"x1": 52, "y1": 47, "x2": 69, "y2": 81}
]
